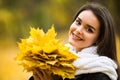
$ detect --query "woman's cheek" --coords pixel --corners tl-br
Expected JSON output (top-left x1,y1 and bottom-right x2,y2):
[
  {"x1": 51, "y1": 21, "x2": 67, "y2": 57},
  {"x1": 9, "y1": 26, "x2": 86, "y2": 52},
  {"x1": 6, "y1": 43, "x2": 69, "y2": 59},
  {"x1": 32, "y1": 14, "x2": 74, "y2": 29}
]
[{"x1": 69, "y1": 25, "x2": 75, "y2": 33}]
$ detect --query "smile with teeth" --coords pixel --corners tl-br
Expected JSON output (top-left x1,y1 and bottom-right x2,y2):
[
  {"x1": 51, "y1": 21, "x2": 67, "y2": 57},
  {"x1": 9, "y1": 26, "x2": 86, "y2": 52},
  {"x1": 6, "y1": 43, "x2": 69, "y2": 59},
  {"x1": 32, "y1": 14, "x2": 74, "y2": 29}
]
[{"x1": 72, "y1": 33, "x2": 83, "y2": 41}]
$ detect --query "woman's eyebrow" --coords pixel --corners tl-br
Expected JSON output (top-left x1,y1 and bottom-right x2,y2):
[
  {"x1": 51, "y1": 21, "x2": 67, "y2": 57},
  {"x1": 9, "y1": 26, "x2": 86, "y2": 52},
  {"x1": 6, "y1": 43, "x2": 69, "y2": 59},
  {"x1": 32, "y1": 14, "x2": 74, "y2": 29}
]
[{"x1": 77, "y1": 17, "x2": 82, "y2": 22}]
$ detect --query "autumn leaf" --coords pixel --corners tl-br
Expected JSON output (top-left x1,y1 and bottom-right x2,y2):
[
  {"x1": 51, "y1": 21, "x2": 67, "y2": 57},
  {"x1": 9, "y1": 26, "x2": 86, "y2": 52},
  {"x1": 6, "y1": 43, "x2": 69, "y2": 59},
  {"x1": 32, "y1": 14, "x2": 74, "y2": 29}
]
[{"x1": 15, "y1": 25, "x2": 78, "y2": 79}]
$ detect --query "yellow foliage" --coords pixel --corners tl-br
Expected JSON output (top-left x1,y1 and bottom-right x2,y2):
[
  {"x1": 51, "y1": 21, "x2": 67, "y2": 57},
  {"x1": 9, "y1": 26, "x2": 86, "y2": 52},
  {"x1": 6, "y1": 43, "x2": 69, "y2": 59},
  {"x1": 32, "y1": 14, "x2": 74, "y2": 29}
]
[
  {"x1": 116, "y1": 36, "x2": 120, "y2": 63},
  {"x1": 15, "y1": 25, "x2": 78, "y2": 79}
]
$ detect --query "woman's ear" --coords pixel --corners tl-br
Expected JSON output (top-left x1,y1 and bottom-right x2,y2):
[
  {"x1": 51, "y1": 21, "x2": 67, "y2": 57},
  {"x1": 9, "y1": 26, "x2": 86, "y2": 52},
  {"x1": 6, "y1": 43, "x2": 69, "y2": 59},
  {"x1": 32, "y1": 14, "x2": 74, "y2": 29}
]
[{"x1": 93, "y1": 40, "x2": 99, "y2": 45}]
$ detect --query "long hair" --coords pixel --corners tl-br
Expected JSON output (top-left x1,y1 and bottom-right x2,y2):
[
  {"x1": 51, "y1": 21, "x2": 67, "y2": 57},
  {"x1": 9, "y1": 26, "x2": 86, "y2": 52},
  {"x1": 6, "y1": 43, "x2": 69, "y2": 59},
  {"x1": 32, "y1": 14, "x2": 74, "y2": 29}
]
[{"x1": 73, "y1": 2, "x2": 119, "y2": 79}]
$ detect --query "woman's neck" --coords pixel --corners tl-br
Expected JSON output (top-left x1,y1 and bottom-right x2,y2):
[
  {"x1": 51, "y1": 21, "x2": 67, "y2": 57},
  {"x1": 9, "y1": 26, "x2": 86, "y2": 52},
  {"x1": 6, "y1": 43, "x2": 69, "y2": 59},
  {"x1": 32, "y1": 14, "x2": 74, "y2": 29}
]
[{"x1": 74, "y1": 47, "x2": 83, "y2": 53}]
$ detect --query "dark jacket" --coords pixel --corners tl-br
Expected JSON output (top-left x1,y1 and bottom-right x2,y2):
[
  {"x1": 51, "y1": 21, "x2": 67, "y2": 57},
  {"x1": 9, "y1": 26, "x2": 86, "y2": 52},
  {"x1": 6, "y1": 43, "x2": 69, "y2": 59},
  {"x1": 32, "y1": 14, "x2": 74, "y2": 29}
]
[
  {"x1": 73, "y1": 72, "x2": 111, "y2": 80},
  {"x1": 29, "y1": 72, "x2": 111, "y2": 80}
]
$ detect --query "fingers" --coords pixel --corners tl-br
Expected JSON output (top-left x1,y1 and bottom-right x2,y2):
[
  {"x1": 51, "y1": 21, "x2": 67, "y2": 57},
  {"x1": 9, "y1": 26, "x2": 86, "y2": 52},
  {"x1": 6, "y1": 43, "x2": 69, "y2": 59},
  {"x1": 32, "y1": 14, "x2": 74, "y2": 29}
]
[
  {"x1": 33, "y1": 71, "x2": 41, "y2": 80},
  {"x1": 33, "y1": 68, "x2": 53, "y2": 80},
  {"x1": 34, "y1": 68, "x2": 44, "y2": 77},
  {"x1": 33, "y1": 68, "x2": 44, "y2": 80}
]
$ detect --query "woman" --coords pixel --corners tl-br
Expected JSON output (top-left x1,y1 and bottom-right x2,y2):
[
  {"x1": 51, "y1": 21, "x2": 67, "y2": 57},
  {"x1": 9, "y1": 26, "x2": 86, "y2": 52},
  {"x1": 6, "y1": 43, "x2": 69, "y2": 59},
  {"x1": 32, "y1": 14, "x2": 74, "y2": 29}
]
[{"x1": 30, "y1": 2, "x2": 119, "y2": 80}]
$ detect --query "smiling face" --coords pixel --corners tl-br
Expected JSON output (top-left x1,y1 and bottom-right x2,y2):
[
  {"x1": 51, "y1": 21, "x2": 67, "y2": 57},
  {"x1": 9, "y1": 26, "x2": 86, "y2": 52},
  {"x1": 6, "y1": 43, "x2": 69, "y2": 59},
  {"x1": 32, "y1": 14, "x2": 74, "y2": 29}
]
[{"x1": 69, "y1": 10, "x2": 100, "y2": 52}]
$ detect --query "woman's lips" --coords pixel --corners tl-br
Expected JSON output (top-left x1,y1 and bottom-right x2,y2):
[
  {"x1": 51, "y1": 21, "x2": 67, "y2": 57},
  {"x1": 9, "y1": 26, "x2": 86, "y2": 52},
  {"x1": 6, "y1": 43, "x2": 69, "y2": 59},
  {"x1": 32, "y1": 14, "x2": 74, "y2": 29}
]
[{"x1": 71, "y1": 33, "x2": 83, "y2": 41}]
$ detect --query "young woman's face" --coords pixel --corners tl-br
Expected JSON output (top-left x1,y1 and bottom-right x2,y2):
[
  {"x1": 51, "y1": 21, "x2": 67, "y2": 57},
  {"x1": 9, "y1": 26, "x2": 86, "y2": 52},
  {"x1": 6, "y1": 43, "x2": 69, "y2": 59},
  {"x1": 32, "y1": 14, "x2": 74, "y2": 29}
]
[{"x1": 69, "y1": 10, "x2": 100, "y2": 52}]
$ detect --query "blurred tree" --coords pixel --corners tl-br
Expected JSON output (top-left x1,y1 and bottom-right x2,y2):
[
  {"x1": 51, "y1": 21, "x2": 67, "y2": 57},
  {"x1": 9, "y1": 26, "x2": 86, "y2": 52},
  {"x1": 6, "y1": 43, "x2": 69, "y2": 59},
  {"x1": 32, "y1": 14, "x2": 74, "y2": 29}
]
[
  {"x1": 0, "y1": 0, "x2": 120, "y2": 43},
  {"x1": 114, "y1": 0, "x2": 120, "y2": 35}
]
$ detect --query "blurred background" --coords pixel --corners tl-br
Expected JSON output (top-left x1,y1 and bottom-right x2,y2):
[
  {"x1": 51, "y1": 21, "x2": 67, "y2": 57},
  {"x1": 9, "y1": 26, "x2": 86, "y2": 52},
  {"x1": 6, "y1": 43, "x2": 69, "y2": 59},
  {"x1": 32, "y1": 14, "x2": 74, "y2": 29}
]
[{"x1": 0, "y1": 0, "x2": 120, "y2": 80}]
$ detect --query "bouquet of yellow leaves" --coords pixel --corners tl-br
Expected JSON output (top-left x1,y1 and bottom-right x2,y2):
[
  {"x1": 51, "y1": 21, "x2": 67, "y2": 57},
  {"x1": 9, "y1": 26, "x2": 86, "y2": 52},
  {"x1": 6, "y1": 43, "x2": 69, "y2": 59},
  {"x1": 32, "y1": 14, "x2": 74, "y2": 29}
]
[{"x1": 15, "y1": 25, "x2": 78, "y2": 79}]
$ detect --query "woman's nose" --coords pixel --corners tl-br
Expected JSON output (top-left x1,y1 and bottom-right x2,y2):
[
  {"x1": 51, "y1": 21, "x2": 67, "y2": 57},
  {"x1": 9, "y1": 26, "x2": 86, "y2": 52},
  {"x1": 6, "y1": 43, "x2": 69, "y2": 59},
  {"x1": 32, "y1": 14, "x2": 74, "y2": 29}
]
[{"x1": 75, "y1": 26, "x2": 83, "y2": 35}]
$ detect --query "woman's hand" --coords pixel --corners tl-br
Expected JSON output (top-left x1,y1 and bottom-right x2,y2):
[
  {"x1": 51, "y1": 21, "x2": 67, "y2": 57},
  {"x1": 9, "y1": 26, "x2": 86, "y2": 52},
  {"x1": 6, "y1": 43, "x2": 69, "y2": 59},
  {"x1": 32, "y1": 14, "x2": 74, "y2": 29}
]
[{"x1": 32, "y1": 68, "x2": 53, "y2": 80}]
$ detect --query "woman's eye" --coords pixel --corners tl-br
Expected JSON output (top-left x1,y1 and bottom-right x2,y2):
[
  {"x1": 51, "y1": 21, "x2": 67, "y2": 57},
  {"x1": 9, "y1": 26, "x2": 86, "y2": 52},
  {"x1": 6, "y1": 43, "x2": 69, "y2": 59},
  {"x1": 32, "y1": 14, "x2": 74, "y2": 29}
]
[
  {"x1": 86, "y1": 27, "x2": 93, "y2": 33},
  {"x1": 75, "y1": 19, "x2": 81, "y2": 25}
]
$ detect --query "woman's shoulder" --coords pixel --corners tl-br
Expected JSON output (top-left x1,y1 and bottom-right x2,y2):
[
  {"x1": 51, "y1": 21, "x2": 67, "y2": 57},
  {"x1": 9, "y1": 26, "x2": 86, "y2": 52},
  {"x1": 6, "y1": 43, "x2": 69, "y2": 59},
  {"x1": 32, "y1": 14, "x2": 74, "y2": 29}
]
[{"x1": 74, "y1": 72, "x2": 111, "y2": 80}]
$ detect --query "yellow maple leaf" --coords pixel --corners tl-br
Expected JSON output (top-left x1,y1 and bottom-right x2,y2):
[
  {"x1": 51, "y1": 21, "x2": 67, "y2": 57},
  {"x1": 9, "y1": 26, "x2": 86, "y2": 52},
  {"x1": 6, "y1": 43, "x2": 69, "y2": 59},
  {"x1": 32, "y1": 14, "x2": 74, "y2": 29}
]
[
  {"x1": 44, "y1": 25, "x2": 57, "y2": 42},
  {"x1": 43, "y1": 40, "x2": 58, "y2": 53},
  {"x1": 16, "y1": 25, "x2": 78, "y2": 79},
  {"x1": 30, "y1": 27, "x2": 45, "y2": 40}
]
